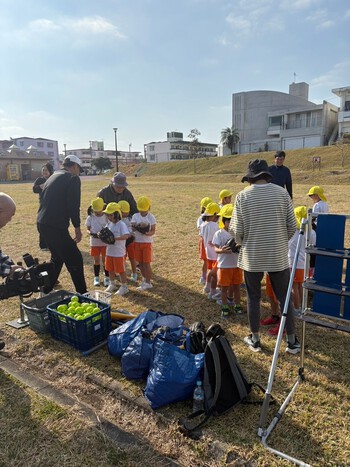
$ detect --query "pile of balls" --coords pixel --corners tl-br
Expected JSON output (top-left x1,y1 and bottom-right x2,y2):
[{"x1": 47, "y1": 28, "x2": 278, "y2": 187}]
[{"x1": 55, "y1": 296, "x2": 101, "y2": 321}]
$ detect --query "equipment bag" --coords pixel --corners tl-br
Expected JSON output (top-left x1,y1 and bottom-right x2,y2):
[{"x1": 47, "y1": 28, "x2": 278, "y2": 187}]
[
  {"x1": 121, "y1": 321, "x2": 187, "y2": 380},
  {"x1": 181, "y1": 335, "x2": 265, "y2": 432},
  {"x1": 108, "y1": 309, "x2": 168, "y2": 357},
  {"x1": 144, "y1": 337, "x2": 205, "y2": 409}
]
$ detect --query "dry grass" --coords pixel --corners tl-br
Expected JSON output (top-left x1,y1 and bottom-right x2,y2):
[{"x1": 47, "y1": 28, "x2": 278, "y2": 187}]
[{"x1": 0, "y1": 152, "x2": 350, "y2": 466}]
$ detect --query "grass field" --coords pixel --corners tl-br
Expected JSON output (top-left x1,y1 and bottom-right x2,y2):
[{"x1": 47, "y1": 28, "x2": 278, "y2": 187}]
[{"x1": 0, "y1": 147, "x2": 350, "y2": 466}]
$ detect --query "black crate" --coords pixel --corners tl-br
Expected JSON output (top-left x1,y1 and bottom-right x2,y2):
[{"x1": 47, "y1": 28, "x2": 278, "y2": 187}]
[
  {"x1": 21, "y1": 290, "x2": 74, "y2": 333},
  {"x1": 47, "y1": 294, "x2": 112, "y2": 351}
]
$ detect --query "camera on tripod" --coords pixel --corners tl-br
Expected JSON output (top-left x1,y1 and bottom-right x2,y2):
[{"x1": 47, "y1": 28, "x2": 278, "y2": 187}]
[{"x1": 0, "y1": 253, "x2": 54, "y2": 300}]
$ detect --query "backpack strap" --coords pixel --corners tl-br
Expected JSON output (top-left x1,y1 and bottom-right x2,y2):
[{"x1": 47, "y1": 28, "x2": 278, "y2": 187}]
[
  {"x1": 220, "y1": 337, "x2": 251, "y2": 400},
  {"x1": 205, "y1": 337, "x2": 222, "y2": 410}
]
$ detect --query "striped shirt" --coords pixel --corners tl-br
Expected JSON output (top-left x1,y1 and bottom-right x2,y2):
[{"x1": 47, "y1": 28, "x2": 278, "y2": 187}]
[{"x1": 229, "y1": 183, "x2": 296, "y2": 272}]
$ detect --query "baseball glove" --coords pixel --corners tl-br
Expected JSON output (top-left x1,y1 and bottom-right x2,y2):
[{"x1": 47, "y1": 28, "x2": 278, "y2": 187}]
[
  {"x1": 97, "y1": 227, "x2": 115, "y2": 245},
  {"x1": 133, "y1": 223, "x2": 150, "y2": 234},
  {"x1": 224, "y1": 237, "x2": 241, "y2": 253}
]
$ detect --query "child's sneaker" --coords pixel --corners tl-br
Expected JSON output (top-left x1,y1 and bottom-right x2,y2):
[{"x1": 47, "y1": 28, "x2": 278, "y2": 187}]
[
  {"x1": 93, "y1": 276, "x2": 100, "y2": 287},
  {"x1": 103, "y1": 276, "x2": 110, "y2": 287},
  {"x1": 234, "y1": 304, "x2": 243, "y2": 315},
  {"x1": 208, "y1": 290, "x2": 222, "y2": 300},
  {"x1": 260, "y1": 315, "x2": 280, "y2": 326},
  {"x1": 221, "y1": 305, "x2": 230, "y2": 320},
  {"x1": 243, "y1": 334, "x2": 262, "y2": 353},
  {"x1": 115, "y1": 284, "x2": 129, "y2": 296},
  {"x1": 286, "y1": 337, "x2": 301, "y2": 354},
  {"x1": 137, "y1": 282, "x2": 153, "y2": 290},
  {"x1": 203, "y1": 285, "x2": 210, "y2": 294},
  {"x1": 199, "y1": 277, "x2": 206, "y2": 285},
  {"x1": 130, "y1": 273, "x2": 138, "y2": 282},
  {"x1": 105, "y1": 283, "x2": 117, "y2": 293}
]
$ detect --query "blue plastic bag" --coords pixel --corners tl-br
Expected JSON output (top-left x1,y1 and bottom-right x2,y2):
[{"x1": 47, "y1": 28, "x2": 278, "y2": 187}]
[
  {"x1": 144, "y1": 338, "x2": 205, "y2": 409},
  {"x1": 121, "y1": 324, "x2": 189, "y2": 381},
  {"x1": 108, "y1": 310, "x2": 184, "y2": 358}
]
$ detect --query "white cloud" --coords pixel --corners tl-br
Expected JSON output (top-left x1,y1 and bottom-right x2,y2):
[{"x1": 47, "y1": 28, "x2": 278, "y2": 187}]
[
  {"x1": 311, "y1": 60, "x2": 350, "y2": 93},
  {"x1": 226, "y1": 14, "x2": 251, "y2": 34},
  {"x1": 280, "y1": 0, "x2": 319, "y2": 11},
  {"x1": 26, "y1": 15, "x2": 126, "y2": 40}
]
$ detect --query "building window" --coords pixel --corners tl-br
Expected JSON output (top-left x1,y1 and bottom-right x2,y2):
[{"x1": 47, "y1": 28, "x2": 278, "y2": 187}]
[
  {"x1": 47, "y1": 142, "x2": 53, "y2": 148},
  {"x1": 269, "y1": 116, "x2": 282, "y2": 126},
  {"x1": 37, "y1": 142, "x2": 44, "y2": 148},
  {"x1": 149, "y1": 145, "x2": 155, "y2": 151},
  {"x1": 150, "y1": 154, "x2": 155, "y2": 161},
  {"x1": 19, "y1": 141, "x2": 24, "y2": 146},
  {"x1": 344, "y1": 101, "x2": 350, "y2": 112}
]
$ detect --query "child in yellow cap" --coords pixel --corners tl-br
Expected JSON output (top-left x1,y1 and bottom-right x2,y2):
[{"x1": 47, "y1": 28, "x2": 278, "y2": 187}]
[
  {"x1": 119, "y1": 200, "x2": 138, "y2": 282},
  {"x1": 131, "y1": 196, "x2": 156, "y2": 290},
  {"x1": 219, "y1": 189, "x2": 233, "y2": 208},
  {"x1": 85, "y1": 197, "x2": 109, "y2": 287},
  {"x1": 213, "y1": 204, "x2": 243, "y2": 318},
  {"x1": 307, "y1": 186, "x2": 329, "y2": 214},
  {"x1": 201, "y1": 202, "x2": 221, "y2": 299},
  {"x1": 103, "y1": 202, "x2": 130, "y2": 296},
  {"x1": 197, "y1": 197, "x2": 212, "y2": 285}
]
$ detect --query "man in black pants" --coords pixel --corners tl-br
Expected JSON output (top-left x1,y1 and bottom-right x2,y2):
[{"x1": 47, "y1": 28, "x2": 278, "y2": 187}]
[
  {"x1": 269, "y1": 151, "x2": 293, "y2": 199},
  {"x1": 37, "y1": 155, "x2": 87, "y2": 294}
]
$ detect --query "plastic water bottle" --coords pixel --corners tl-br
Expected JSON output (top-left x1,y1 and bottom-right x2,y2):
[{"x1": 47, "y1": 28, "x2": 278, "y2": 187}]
[{"x1": 192, "y1": 380, "x2": 205, "y2": 413}]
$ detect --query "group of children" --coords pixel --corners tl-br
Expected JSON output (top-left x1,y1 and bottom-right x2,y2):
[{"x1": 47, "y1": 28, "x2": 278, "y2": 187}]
[
  {"x1": 85, "y1": 196, "x2": 156, "y2": 296},
  {"x1": 197, "y1": 185, "x2": 329, "y2": 322}
]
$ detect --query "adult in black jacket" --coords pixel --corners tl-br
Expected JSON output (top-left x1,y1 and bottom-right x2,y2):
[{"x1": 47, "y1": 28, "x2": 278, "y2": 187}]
[
  {"x1": 33, "y1": 162, "x2": 54, "y2": 249},
  {"x1": 97, "y1": 172, "x2": 137, "y2": 215},
  {"x1": 37, "y1": 155, "x2": 87, "y2": 294},
  {"x1": 269, "y1": 151, "x2": 293, "y2": 199}
]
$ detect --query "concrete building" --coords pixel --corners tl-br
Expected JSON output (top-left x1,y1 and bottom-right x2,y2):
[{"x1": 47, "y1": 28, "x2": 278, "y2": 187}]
[
  {"x1": 332, "y1": 86, "x2": 350, "y2": 139},
  {"x1": 232, "y1": 82, "x2": 339, "y2": 154},
  {"x1": 144, "y1": 131, "x2": 217, "y2": 163}
]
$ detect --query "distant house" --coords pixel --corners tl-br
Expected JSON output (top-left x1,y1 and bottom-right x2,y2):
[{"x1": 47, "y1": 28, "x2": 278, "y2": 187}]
[
  {"x1": 144, "y1": 132, "x2": 217, "y2": 163},
  {"x1": 66, "y1": 140, "x2": 142, "y2": 173},
  {"x1": 232, "y1": 82, "x2": 339, "y2": 154},
  {"x1": 0, "y1": 138, "x2": 57, "y2": 181},
  {"x1": 332, "y1": 86, "x2": 350, "y2": 139}
]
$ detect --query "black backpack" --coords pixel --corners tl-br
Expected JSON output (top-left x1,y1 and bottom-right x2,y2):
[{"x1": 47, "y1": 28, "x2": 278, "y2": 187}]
[{"x1": 180, "y1": 335, "x2": 266, "y2": 432}]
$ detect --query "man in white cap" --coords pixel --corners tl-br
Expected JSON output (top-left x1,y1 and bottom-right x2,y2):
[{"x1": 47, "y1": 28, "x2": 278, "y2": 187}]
[
  {"x1": 37, "y1": 155, "x2": 87, "y2": 294},
  {"x1": 98, "y1": 172, "x2": 137, "y2": 215}
]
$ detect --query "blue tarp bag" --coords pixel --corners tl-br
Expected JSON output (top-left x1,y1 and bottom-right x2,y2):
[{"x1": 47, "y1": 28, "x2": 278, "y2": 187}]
[
  {"x1": 108, "y1": 310, "x2": 163, "y2": 357},
  {"x1": 121, "y1": 318, "x2": 186, "y2": 380},
  {"x1": 144, "y1": 338, "x2": 205, "y2": 409}
]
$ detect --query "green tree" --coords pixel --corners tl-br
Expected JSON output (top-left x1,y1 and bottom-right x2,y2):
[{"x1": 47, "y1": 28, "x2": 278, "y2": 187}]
[
  {"x1": 220, "y1": 127, "x2": 240, "y2": 154},
  {"x1": 188, "y1": 128, "x2": 201, "y2": 174},
  {"x1": 92, "y1": 157, "x2": 112, "y2": 174}
]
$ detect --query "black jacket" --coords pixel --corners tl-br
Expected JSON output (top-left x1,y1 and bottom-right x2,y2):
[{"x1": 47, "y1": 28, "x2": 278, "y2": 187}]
[
  {"x1": 97, "y1": 184, "x2": 138, "y2": 215},
  {"x1": 268, "y1": 165, "x2": 293, "y2": 199},
  {"x1": 37, "y1": 170, "x2": 81, "y2": 229}
]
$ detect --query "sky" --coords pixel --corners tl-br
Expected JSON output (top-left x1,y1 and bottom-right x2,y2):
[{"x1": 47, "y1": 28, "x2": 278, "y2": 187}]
[{"x1": 0, "y1": 0, "x2": 349, "y2": 154}]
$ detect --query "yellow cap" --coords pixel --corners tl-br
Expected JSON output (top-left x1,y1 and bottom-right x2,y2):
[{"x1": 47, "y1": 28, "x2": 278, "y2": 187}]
[
  {"x1": 219, "y1": 189, "x2": 233, "y2": 201},
  {"x1": 118, "y1": 200, "x2": 130, "y2": 214},
  {"x1": 294, "y1": 206, "x2": 307, "y2": 229},
  {"x1": 307, "y1": 186, "x2": 327, "y2": 202},
  {"x1": 137, "y1": 196, "x2": 151, "y2": 211},
  {"x1": 103, "y1": 202, "x2": 122, "y2": 216},
  {"x1": 91, "y1": 197, "x2": 104, "y2": 212},
  {"x1": 219, "y1": 204, "x2": 233, "y2": 219},
  {"x1": 200, "y1": 197, "x2": 212, "y2": 208},
  {"x1": 204, "y1": 202, "x2": 220, "y2": 216}
]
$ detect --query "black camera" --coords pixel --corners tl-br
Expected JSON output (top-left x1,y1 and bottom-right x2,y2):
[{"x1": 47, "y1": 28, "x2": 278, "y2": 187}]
[{"x1": 0, "y1": 253, "x2": 54, "y2": 300}]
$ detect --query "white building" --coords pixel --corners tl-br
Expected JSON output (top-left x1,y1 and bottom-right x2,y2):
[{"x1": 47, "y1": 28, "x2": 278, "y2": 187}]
[
  {"x1": 12, "y1": 136, "x2": 59, "y2": 169},
  {"x1": 66, "y1": 140, "x2": 142, "y2": 173},
  {"x1": 332, "y1": 86, "x2": 350, "y2": 139},
  {"x1": 145, "y1": 132, "x2": 217, "y2": 163},
  {"x1": 232, "y1": 82, "x2": 339, "y2": 154}
]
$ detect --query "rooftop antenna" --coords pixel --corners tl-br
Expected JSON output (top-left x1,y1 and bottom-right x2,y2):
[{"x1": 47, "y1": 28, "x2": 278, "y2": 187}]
[{"x1": 293, "y1": 72, "x2": 297, "y2": 83}]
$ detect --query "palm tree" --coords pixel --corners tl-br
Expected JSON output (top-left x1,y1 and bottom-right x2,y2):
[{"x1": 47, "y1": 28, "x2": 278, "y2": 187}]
[{"x1": 220, "y1": 127, "x2": 240, "y2": 155}]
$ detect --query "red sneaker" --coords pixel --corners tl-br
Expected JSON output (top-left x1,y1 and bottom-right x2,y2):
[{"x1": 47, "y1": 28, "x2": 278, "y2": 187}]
[
  {"x1": 268, "y1": 324, "x2": 286, "y2": 336},
  {"x1": 260, "y1": 316, "x2": 280, "y2": 326}
]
